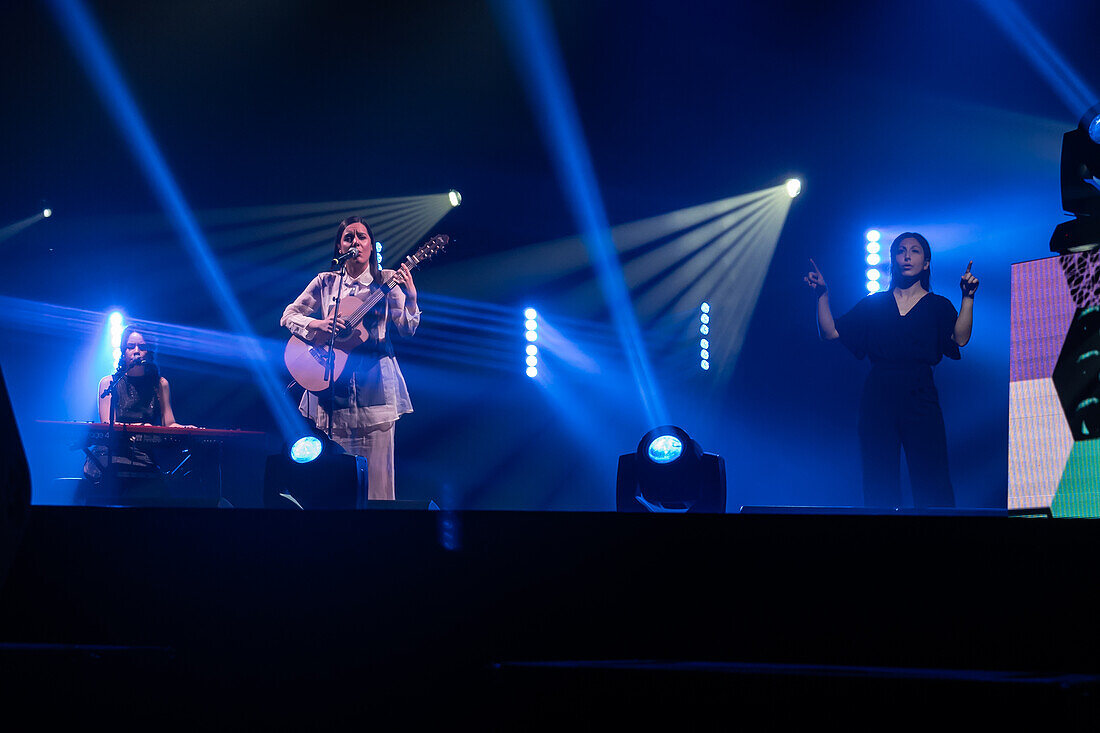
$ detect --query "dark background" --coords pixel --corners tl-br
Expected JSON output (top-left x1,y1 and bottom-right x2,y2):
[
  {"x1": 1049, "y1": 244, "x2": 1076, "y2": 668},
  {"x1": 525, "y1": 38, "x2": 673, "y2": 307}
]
[{"x1": 1, "y1": 0, "x2": 1096, "y2": 509}]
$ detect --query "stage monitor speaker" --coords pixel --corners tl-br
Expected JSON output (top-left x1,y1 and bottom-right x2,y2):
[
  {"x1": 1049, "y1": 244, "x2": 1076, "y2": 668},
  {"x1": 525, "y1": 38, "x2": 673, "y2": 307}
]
[{"x1": 0, "y1": 365, "x2": 31, "y2": 591}]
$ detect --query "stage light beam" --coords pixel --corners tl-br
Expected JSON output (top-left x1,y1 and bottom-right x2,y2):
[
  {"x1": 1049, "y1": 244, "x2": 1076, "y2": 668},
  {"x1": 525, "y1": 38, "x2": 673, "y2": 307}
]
[
  {"x1": 46, "y1": 0, "x2": 308, "y2": 446},
  {"x1": 494, "y1": 0, "x2": 668, "y2": 426},
  {"x1": 974, "y1": 0, "x2": 1098, "y2": 120}
]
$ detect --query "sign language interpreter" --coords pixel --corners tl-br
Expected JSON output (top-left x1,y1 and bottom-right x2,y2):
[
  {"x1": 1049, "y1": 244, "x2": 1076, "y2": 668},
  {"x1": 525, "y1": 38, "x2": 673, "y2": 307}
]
[{"x1": 804, "y1": 233, "x2": 978, "y2": 510}]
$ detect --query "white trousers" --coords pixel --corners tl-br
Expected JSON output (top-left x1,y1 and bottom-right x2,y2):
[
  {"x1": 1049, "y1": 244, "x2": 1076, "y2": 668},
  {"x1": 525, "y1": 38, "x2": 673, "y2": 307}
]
[{"x1": 331, "y1": 421, "x2": 396, "y2": 501}]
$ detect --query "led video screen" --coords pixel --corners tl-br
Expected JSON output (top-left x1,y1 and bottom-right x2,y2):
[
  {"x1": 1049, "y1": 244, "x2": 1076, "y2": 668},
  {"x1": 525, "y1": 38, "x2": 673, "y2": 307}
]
[{"x1": 1009, "y1": 251, "x2": 1100, "y2": 516}]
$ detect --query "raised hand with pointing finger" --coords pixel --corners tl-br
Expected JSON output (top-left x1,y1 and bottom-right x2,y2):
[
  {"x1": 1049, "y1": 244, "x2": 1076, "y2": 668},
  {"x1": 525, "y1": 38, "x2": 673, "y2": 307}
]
[
  {"x1": 960, "y1": 260, "x2": 979, "y2": 298},
  {"x1": 804, "y1": 258, "x2": 839, "y2": 340},
  {"x1": 803, "y1": 258, "x2": 829, "y2": 296}
]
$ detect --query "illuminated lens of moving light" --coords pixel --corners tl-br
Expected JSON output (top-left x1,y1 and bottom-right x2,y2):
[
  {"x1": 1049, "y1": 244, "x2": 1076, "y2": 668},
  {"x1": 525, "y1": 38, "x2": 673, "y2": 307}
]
[
  {"x1": 375, "y1": 240, "x2": 383, "y2": 266},
  {"x1": 700, "y1": 338, "x2": 709, "y2": 349},
  {"x1": 785, "y1": 178, "x2": 802, "y2": 198},
  {"x1": 701, "y1": 360, "x2": 710, "y2": 370},
  {"x1": 867, "y1": 281, "x2": 881, "y2": 293},
  {"x1": 525, "y1": 330, "x2": 538, "y2": 342},
  {"x1": 866, "y1": 241, "x2": 881, "y2": 254},
  {"x1": 523, "y1": 307, "x2": 537, "y2": 320},
  {"x1": 700, "y1": 324, "x2": 709, "y2": 335},
  {"x1": 526, "y1": 355, "x2": 538, "y2": 367},
  {"x1": 700, "y1": 349, "x2": 709, "y2": 359},
  {"x1": 43, "y1": 208, "x2": 53, "y2": 218},
  {"x1": 866, "y1": 229, "x2": 881, "y2": 243},
  {"x1": 700, "y1": 313, "x2": 710, "y2": 325},
  {"x1": 526, "y1": 366, "x2": 538, "y2": 378},
  {"x1": 526, "y1": 344, "x2": 538, "y2": 356},
  {"x1": 289, "y1": 436, "x2": 323, "y2": 464},
  {"x1": 700, "y1": 302, "x2": 710, "y2": 314},
  {"x1": 448, "y1": 189, "x2": 462, "y2": 207},
  {"x1": 866, "y1": 253, "x2": 881, "y2": 266},
  {"x1": 525, "y1": 319, "x2": 538, "y2": 331},
  {"x1": 867, "y1": 269, "x2": 880, "y2": 281},
  {"x1": 647, "y1": 434, "x2": 683, "y2": 463}
]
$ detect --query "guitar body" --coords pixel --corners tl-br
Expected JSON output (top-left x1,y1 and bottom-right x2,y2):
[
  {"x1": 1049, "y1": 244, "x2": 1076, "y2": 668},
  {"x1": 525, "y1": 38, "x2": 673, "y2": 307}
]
[
  {"x1": 284, "y1": 293, "x2": 372, "y2": 393},
  {"x1": 283, "y1": 233, "x2": 449, "y2": 394}
]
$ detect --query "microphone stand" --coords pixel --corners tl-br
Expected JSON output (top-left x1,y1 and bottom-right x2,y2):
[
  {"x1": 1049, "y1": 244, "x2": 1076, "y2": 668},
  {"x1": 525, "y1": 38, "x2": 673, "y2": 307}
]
[
  {"x1": 100, "y1": 363, "x2": 128, "y2": 492},
  {"x1": 324, "y1": 260, "x2": 348, "y2": 442}
]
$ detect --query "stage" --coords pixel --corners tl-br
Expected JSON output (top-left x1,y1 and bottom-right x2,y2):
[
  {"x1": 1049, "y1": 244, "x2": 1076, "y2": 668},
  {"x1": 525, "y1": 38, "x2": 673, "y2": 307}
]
[{"x1": 1, "y1": 505, "x2": 1096, "y2": 723}]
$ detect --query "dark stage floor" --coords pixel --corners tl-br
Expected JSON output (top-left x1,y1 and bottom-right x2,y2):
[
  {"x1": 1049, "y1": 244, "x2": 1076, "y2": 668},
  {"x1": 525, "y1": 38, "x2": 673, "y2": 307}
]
[{"x1": 0, "y1": 506, "x2": 1097, "y2": 724}]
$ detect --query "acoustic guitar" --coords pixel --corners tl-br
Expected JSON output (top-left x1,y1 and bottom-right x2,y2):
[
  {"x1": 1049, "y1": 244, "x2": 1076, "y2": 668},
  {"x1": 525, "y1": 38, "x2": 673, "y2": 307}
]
[{"x1": 284, "y1": 234, "x2": 448, "y2": 392}]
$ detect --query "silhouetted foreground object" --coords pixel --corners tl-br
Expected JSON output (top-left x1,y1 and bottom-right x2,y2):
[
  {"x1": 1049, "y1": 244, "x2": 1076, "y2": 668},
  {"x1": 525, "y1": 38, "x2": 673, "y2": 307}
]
[{"x1": 0, "y1": 365, "x2": 31, "y2": 590}]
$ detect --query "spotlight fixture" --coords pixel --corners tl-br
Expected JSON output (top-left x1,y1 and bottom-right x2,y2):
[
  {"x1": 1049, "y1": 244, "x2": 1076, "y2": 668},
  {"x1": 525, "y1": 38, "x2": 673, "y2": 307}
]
[
  {"x1": 42, "y1": 208, "x2": 52, "y2": 218},
  {"x1": 375, "y1": 240, "x2": 383, "y2": 267},
  {"x1": 865, "y1": 229, "x2": 887, "y2": 294},
  {"x1": 616, "y1": 425, "x2": 726, "y2": 512},
  {"x1": 448, "y1": 189, "x2": 462, "y2": 208},
  {"x1": 108, "y1": 310, "x2": 125, "y2": 365},
  {"x1": 785, "y1": 178, "x2": 802, "y2": 198},
  {"x1": 699, "y1": 303, "x2": 711, "y2": 371},
  {"x1": 524, "y1": 307, "x2": 539, "y2": 377},
  {"x1": 1052, "y1": 103, "x2": 1100, "y2": 253}
]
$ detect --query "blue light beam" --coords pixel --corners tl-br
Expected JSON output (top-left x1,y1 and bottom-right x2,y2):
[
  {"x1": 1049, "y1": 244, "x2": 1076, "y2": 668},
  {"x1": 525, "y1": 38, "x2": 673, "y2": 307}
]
[
  {"x1": 973, "y1": 0, "x2": 1098, "y2": 118},
  {"x1": 47, "y1": 0, "x2": 307, "y2": 443},
  {"x1": 493, "y1": 0, "x2": 668, "y2": 426}
]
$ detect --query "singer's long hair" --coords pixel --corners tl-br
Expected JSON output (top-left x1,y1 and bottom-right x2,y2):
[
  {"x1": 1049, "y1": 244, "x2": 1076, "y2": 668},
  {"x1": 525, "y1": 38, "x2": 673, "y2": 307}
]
[
  {"x1": 332, "y1": 216, "x2": 382, "y2": 285},
  {"x1": 116, "y1": 326, "x2": 158, "y2": 373},
  {"x1": 888, "y1": 232, "x2": 932, "y2": 292}
]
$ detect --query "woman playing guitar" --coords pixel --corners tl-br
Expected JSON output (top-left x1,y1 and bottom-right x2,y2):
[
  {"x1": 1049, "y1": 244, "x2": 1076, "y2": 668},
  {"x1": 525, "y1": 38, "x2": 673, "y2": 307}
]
[{"x1": 280, "y1": 216, "x2": 420, "y2": 501}]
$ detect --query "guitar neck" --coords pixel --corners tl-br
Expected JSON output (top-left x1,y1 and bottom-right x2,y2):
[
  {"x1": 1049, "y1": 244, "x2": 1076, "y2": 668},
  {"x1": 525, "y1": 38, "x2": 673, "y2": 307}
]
[{"x1": 343, "y1": 253, "x2": 423, "y2": 329}]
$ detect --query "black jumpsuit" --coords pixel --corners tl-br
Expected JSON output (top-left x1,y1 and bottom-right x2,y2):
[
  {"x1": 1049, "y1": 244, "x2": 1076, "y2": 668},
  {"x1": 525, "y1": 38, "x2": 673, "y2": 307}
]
[{"x1": 834, "y1": 291, "x2": 960, "y2": 508}]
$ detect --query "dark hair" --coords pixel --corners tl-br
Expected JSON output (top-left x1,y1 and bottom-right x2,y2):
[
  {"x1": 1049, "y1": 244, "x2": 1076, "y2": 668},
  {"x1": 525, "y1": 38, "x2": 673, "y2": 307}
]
[
  {"x1": 888, "y1": 232, "x2": 932, "y2": 291},
  {"x1": 332, "y1": 216, "x2": 382, "y2": 285},
  {"x1": 116, "y1": 326, "x2": 158, "y2": 372}
]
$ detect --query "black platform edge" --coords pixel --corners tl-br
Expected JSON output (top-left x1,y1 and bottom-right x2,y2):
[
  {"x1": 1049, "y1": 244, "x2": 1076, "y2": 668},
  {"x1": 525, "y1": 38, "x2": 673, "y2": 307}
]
[{"x1": 0, "y1": 506, "x2": 1096, "y2": 721}]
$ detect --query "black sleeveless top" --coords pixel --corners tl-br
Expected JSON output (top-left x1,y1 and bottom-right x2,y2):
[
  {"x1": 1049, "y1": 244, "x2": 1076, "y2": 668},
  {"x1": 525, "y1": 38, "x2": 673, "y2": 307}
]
[{"x1": 112, "y1": 372, "x2": 161, "y2": 424}]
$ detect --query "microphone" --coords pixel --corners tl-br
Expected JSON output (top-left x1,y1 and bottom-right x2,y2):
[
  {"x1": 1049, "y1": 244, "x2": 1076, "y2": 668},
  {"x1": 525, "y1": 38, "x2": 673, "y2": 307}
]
[{"x1": 332, "y1": 247, "x2": 359, "y2": 267}]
